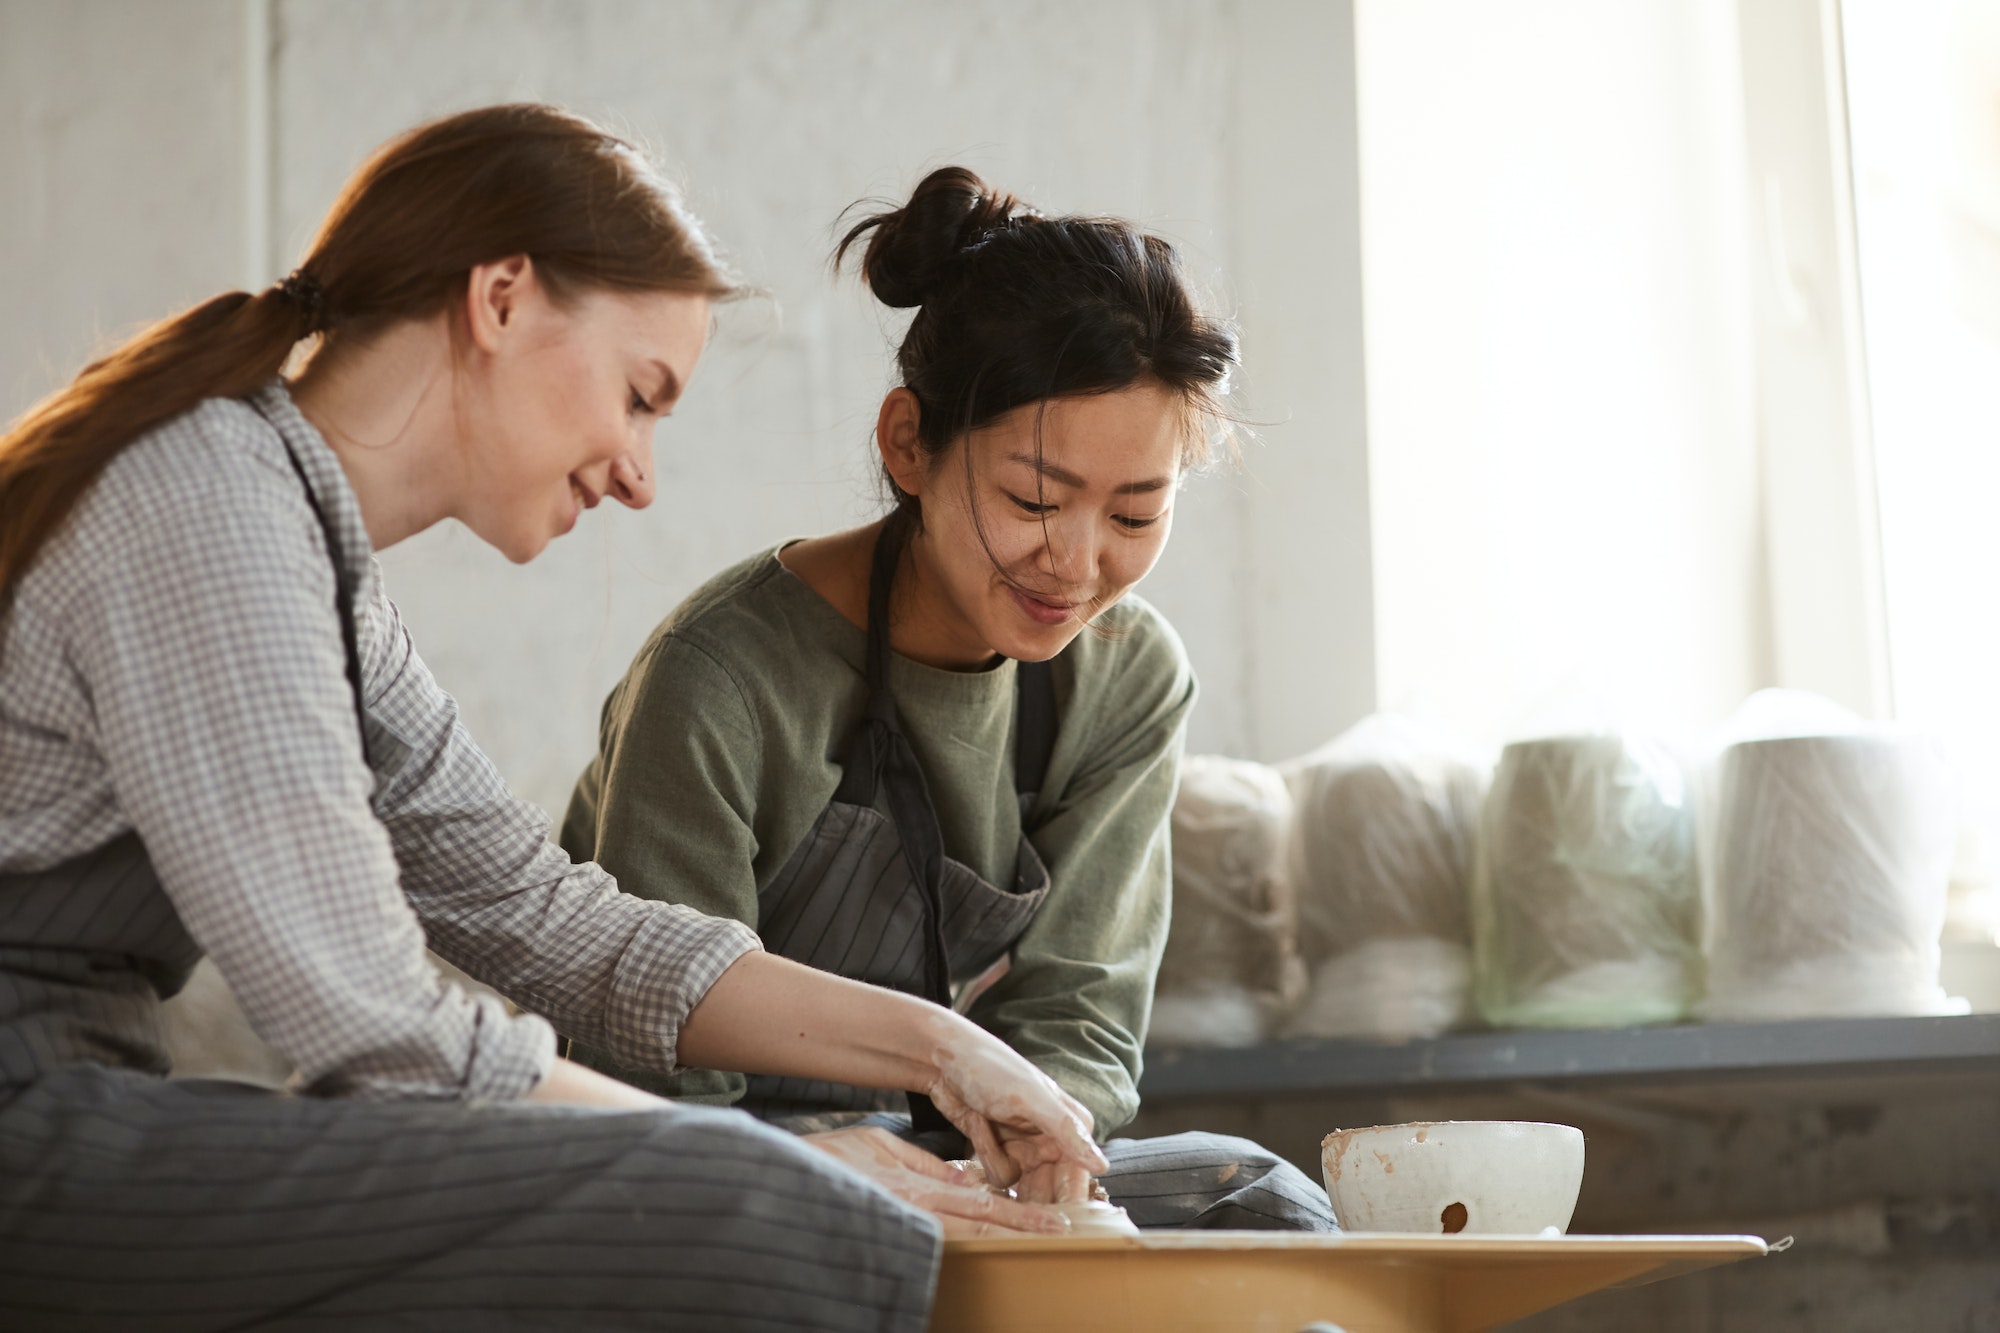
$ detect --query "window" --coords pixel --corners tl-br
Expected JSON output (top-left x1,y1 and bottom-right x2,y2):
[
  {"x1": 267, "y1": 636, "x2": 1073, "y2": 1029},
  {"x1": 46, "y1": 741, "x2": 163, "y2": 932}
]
[{"x1": 1844, "y1": 0, "x2": 2000, "y2": 897}]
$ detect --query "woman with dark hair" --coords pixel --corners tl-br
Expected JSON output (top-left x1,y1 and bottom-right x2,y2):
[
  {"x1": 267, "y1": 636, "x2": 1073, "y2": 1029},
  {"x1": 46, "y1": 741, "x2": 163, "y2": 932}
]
[
  {"x1": 0, "y1": 111, "x2": 1109, "y2": 1330},
  {"x1": 563, "y1": 168, "x2": 1337, "y2": 1230}
]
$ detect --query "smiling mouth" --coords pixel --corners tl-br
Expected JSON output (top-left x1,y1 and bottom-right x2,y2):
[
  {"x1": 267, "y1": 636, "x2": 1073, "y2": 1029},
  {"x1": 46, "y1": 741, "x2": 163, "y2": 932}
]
[
  {"x1": 569, "y1": 476, "x2": 602, "y2": 510},
  {"x1": 1010, "y1": 586, "x2": 1077, "y2": 626}
]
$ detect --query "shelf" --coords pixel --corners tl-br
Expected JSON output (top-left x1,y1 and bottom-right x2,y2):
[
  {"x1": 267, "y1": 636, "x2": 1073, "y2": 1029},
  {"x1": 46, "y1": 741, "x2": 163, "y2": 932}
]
[{"x1": 1137, "y1": 1012, "x2": 2000, "y2": 1103}]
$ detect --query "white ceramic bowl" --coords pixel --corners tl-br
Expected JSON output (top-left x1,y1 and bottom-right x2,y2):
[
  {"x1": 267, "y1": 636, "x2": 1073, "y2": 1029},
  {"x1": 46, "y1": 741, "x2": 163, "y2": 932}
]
[{"x1": 1320, "y1": 1120, "x2": 1585, "y2": 1234}]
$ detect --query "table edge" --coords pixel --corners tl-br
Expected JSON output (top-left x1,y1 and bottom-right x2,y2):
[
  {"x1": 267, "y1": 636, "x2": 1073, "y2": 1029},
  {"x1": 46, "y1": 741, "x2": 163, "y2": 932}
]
[{"x1": 941, "y1": 1231, "x2": 1771, "y2": 1257}]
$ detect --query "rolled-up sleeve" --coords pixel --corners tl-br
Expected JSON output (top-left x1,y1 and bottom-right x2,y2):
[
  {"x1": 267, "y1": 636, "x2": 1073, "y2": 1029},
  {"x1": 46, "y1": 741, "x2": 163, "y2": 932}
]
[
  {"x1": 359, "y1": 569, "x2": 761, "y2": 1073},
  {"x1": 70, "y1": 465, "x2": 553, "y2": 1101}
]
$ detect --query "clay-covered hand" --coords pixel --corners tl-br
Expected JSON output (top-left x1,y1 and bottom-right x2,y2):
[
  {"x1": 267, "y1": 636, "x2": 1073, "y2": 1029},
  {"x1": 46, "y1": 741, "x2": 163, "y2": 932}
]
[
  {"x1": 921, "y1": 1013, "x2": 1107, "y2": 1190},
  {"x1": 802, "y1": 1126, "x2": 1071, "y2": 1238},
  {"x1": 1004, "y1": 1154, "x2": 1096, "y2": 1205},
  {"x1": 948, "y1": 1157, "x2": 1103, "y2": 1206}
]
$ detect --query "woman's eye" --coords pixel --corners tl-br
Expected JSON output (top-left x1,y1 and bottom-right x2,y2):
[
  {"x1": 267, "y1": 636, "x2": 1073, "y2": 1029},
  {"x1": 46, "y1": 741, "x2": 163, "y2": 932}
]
[
  {"x1": 1007, "y1": 492, "x2": 1056, "y2": 517},
  {"x1": 1116, "y1": 514, "x2": 1162, "y2": 530}
]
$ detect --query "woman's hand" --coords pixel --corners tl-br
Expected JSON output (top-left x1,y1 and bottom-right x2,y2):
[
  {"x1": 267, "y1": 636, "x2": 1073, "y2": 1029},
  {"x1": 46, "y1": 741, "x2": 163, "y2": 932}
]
[
  {"x1": 998, "y1": 1153, "x2": 1096, "y2": 1205},
  {"x1": 920, "y1": 1011, "x2": 1107, "y2": 1192},
  {"x1": 949, "y1": 1154, "x2": 1097, "y2": 1206},
  {"x1": 802, "y1": 1127, "x2": 1071, "y2": 1238},
  {"x1": 678, "y1": 952, "x2": 1110, "y2": 1188}
]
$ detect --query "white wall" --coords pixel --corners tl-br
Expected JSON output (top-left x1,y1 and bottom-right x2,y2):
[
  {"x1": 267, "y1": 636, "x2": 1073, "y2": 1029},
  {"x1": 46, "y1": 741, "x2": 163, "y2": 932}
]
[
  {"x1": 3, "y1": 0, "x2": 1376, "y2": 817},
  {"x1": 1355, "y1": 0, "x2": 1769, "y2": 745},
  {"x1": 0, "y1": 1, "x2": 250, "y2": 410}
]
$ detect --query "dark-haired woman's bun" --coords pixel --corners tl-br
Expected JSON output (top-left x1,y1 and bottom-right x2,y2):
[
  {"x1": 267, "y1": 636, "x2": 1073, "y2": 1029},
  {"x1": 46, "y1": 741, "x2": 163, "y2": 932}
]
[
  {"x1": 837, "y1": 166, "x2": 1026, "y2": 308},
  {"x1": 834, "y1": 162, "x2": 1238, "y2": 489}
]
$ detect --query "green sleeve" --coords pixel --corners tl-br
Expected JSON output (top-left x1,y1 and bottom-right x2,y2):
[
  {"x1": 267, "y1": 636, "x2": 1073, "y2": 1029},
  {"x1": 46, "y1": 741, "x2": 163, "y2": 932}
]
[
  {"x1": 970, "y1": 629, "x2": 1194, "y2": 1139},
  {"x1": 559, "y1": 632, "x2": 760, "y2": 1102}
]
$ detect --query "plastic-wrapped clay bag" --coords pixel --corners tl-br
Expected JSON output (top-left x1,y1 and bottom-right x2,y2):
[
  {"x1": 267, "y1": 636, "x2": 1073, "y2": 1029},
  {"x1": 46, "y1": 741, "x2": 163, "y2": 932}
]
[
  {"x1": 1279, "y1": 715, "x2": 1484, "y2": 1040},
  {"x1": 1474, "y1": 732, "x2": 1701, "y2": 1027},
  {"x1": 1702, "y1": 690, "x2": 1961, "y2": 1020},
  {"x1": 1149, "y1": 755, "x2": 1305, "y2": 1048}
]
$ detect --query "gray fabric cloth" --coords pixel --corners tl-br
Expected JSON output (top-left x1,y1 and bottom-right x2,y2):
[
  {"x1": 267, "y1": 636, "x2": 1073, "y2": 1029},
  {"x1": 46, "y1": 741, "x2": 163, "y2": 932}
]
[
  {"x1": 0, "y1": 383, "x2": 760, "y2": 1099},
  {"x1": 1097, "y1": 1131, "x2": 1339, "y2": 1231},
  {"x1": 779, "y1": 1111, "x2": 1338, "y2": 1233},
  {"x1": 0, "y1": 833, "x2": 194, "y2": 1085},
  {"x1": 0, "y1": 1064, "x2": 941, "y2": 1331},
  {"x1": 737, "y1": 800, "x2": 1049, "y2": 1122}
]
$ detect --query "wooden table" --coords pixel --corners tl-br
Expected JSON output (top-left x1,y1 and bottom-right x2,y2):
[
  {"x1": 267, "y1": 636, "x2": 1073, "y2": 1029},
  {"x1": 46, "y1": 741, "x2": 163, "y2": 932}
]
[{"x1": 931, "y1": 1232, "x2": 1768, "y2": 1333}]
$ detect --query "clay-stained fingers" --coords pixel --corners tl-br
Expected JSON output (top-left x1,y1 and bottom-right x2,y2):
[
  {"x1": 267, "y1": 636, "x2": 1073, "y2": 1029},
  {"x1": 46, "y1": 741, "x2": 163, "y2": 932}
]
[
  {"x1": 949, "y1": 1153, "x2": 1092, "y2": 1207},
  {"x1": 962, "y1": 1113, "x2": 1019, "y2": 1191},
  {"x1": 956, "y1": 1086, "x2": 1104, "y2": 1182},
  {"x1": 1009, "y1": 1087, "x2": 1104, "y2": 1175},
  {"x1": 1008, "y1": 1085, "x2": 1103, "y2": 1173},
  {"x1": 938, "y1": 1213, "x2": 1057, "y2": 1240},
  {"x1": 801, "y1": 1127, "x2": 1065, "y2": 1235},
  {"x1": 1010, "y1": 1158, "x2": 1094, "y2": 1205},
  {"x1": 800, "y1": 1125, "x2": 977, "y2": 1198},
  {"x1": 863, "y1": 1129, "x2": 978, "y2": 1185},
  {"x1": 1053, "y1": 1160, "x2": 1091, "y2": 1202},
  {"x1": 994, "y1": 1122, "x2": 1092, "y2": 1181},
  {"x1": 946, "y1": 1159, "x2": 991, "y2": 1191},
  {"x1": 804, "y1": 1125, "x2": 966, "y2": 1178},
  {"x1": 927, "y1": 1026, "x2": 1106, "y2": 1175},
  {"x1": 912, "y1": 1180, "x2": 1069, "y2": 1236}
]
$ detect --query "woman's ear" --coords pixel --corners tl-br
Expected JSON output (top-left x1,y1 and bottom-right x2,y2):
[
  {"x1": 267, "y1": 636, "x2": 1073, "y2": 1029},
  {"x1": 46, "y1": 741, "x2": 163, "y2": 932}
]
[
  {"x1": 875, "y1": 388, "x2": 928, "y2": 497},
  {"x1": 463, "y1": 254, "x2": 535, "y2": 352}
]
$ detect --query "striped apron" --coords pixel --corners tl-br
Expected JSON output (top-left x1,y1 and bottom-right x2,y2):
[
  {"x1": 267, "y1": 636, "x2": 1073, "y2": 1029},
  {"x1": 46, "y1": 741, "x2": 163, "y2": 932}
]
[
  {"x1": 741, "y1": 517, "x2": 1055, "y2": 1144},
  {"x1": 0, "y1": 419, "x2": 365, "y2": 1092}
]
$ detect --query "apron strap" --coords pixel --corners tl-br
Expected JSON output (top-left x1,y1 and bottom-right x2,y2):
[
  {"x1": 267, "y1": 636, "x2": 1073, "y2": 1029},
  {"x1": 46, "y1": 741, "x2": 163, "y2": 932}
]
[
  {"x1": 839, "y1": 515, "x2": 953, "y2": 1000},
  {"x1": 1014, "y1": 657, "x2": 1057, "y2": 817},
  {"x1": 835, "y1": 515, "x2": 1074, "y2": 1140},
  {"x1": 268, "y1": 414, "x2": 371, "y2": 767},
  {"x1": 828, "y1": 511, "x2": 913, "y2": 810},
  {"x1": 841, "y1": 517, "x2": 958, "y2": 1134},
  {"x1": 833, "y1": 517, "x2": 1062, "y2": 815}
]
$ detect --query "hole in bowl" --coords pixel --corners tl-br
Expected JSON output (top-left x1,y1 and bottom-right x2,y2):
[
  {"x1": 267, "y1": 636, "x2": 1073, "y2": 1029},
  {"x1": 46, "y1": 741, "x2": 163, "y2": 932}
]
[{"x1": 1440, "y1": 1202, "x2": 1468, "y2": 1233}]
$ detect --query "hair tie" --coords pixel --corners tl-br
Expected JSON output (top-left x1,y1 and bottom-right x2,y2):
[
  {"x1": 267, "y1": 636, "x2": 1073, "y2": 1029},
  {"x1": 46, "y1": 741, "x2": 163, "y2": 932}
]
[{"x1": 275, "y1": 269, "x2": 328, "y2": 333}]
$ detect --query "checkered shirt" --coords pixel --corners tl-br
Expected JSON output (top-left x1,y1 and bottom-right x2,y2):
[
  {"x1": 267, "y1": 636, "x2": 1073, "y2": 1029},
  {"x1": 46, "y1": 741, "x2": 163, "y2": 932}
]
[{"x1": 0, "y1": 382, "x2": 759, "y2": 1100}]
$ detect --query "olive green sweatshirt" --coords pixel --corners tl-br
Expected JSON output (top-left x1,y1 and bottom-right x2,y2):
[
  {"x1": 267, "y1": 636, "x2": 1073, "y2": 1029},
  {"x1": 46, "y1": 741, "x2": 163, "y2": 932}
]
[{"x1": 560, "y1": 546, "x2": 1194, "y2": 1137}]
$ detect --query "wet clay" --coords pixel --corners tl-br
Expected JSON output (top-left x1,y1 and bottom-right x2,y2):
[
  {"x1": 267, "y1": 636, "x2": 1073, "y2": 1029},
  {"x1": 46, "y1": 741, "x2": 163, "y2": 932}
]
[{"x1": 1054, "y1": 1201, "x2": 1140, "y2": 1237}]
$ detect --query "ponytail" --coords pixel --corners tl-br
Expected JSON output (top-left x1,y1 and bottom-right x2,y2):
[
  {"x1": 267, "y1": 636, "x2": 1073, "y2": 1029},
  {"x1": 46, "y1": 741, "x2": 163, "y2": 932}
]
[{"x1": 0, "y1": 287, "x2": 310, "y2": 614}]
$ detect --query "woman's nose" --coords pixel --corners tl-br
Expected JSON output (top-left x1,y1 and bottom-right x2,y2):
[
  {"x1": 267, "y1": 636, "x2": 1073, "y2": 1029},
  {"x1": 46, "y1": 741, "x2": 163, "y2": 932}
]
[
  {"x1": 608, "y1": 441, "x2": 656, "y2": 509},
  {"x1": 1050, "y1": 516, "x2": 1100, "y2": 584}
]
